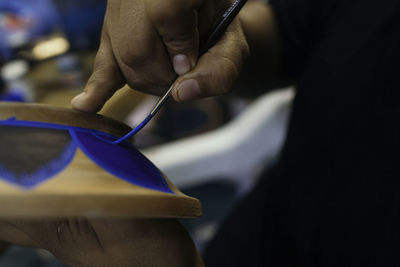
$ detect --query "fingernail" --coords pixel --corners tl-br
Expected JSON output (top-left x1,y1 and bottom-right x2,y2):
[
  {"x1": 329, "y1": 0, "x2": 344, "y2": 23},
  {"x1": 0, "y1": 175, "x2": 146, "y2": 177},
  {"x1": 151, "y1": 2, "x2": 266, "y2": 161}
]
[
  {"x1": 176, "y1": 79, "x2": 201, "y2": 101},
  {"x1": 173, "y1": 54, "x2": 191, "y2": 75},
  {"x1": 71, "y1": 92, "x2": 86, "y2": 108}
]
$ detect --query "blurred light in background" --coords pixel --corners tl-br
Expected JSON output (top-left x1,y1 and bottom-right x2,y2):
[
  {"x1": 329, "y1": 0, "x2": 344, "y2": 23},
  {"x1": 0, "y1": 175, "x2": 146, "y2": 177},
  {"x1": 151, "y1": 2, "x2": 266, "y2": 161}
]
[
  {"x1": 0, "y1": 0, "x2": 106, "y2": 61},
  {"x1": 0, "y1": 0, "x2": 60, "y2": 60},
  {"x1": 0, "y1": 0, "x2": 107, "y2": 103},
  {"x1": 32, "y1": 36, "x2": 70, "y2": 60}
]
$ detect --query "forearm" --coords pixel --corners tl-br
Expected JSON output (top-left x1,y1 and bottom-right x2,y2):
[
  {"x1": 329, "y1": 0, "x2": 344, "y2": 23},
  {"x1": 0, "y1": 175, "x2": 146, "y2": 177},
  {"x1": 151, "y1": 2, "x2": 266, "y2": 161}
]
[{"x1": 237, "y1": 1, "x2": 293, "y2": 97}]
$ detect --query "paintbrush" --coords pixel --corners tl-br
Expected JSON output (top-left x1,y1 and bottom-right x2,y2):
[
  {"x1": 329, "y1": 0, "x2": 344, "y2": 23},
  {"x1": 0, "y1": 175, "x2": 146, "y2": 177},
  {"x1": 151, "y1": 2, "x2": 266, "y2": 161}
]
[{"x1": 113, "y1": 0, "x2": 248, "y2": 144}]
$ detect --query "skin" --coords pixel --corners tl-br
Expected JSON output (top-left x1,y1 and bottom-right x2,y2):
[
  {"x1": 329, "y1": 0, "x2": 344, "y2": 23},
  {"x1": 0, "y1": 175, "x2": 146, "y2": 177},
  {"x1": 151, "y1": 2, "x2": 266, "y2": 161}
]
[
  {"x1": 0, "y1": 1, "x2": 281, "y2": 266},
  {"x1": 71, "y1": 0, "x2": 254, "y2": 111},
  {"x1": 0, "y1": 219, "x2": 204, "y2": 267}
]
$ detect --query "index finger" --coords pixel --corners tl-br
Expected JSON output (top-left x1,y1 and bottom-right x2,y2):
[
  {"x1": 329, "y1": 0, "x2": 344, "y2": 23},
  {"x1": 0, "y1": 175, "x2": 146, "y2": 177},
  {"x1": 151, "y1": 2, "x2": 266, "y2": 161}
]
[{"x1": 145, "y1": 0, "x2": 203, "y2": 74}]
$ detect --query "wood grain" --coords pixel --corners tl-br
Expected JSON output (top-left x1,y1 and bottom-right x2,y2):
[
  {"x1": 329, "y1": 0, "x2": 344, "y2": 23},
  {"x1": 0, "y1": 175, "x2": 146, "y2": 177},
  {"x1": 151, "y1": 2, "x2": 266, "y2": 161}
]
[{"x1": 0, "y1": 102, "x2": 132, "y2": 139}]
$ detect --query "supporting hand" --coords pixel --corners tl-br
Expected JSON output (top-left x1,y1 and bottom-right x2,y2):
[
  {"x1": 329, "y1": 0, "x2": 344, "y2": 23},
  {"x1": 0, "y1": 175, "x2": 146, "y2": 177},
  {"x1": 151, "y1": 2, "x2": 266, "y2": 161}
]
[{"x1": 0, "y1": 218, "x2": 203, "y2": 267}]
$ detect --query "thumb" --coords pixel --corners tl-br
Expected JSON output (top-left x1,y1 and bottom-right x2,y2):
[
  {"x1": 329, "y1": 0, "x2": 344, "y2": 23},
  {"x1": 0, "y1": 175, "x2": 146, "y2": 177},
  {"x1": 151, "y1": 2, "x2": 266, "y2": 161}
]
[
  {"x1": 71, "y1": 36, "x2": 124, "y2": 113},
  {"x1": 145, "y1": 0, "x2": 202, "y2": 75},
  {"x1": 172, "y1": 20, "x2": 249, "y2": 101}
]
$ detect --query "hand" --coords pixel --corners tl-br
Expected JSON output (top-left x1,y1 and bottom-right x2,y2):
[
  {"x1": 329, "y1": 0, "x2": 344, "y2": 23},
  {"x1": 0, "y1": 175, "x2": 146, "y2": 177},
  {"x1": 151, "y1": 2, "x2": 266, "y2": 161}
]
[
  {"x1": 0, "y1": 218, "x2": 203, "y2": 267},
  {"x1": 71, "y1": 0, "x2": 249, "y2": 112}
]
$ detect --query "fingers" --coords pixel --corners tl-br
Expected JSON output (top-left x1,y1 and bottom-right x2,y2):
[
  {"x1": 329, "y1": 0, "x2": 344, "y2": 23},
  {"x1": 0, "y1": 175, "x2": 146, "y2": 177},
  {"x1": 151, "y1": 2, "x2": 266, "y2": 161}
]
[
  {"x1": 172, "y1": 19, "x2": 249, "y2": 102},
  {"x1": 73, "y1": 0, "x2": 247, "y2": 111},
  {"x1": 0, "y1": 221, "x2": 41, "y2": 248},
  {"x1": 71, "y1": 34, "x2": 124, "y2": 113},
  {"x1": 0, "y1": 219, "x2": 106, "y2": 266},
  {"x1": 116, "y1": 0, "x2": 175, "y2": 96},
  {"x1": 145, "y1": 0, "x2": 203, "y2": 75}
]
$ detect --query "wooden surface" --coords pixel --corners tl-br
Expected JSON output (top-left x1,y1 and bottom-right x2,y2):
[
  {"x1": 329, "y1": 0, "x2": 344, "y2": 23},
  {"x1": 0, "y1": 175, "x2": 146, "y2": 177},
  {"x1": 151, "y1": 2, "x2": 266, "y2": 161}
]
[
  {"x1": 0, "y1": 103, "x2": 202, "y2": 218},
  {"x1": 0, "y1": 102, "x2": 132, "y2": 139}
]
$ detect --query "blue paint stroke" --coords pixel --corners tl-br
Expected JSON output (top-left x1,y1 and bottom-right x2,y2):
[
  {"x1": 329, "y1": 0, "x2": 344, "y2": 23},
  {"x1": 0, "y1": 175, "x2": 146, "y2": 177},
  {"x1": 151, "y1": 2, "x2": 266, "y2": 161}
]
[
  {"x1": 0, "y1": 140, "x2": 77, "y2": 190},
  {"x1": 70, "y1": 130, "x2": 173, "y2": 194},
  {"x1": 112, "y1": 114, "x2": 152, "y2": 144},
  {"x1": 0, "y1": 118, "x2": 120, "y2": 142},
  {"x1": 0, "y1": 117, "x2": 138, "y2": 146}
]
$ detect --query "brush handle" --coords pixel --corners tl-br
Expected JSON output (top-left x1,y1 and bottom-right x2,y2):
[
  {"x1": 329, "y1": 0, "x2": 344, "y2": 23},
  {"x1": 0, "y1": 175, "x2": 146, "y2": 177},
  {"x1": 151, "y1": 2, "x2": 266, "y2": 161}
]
[{"x1": 200, "y1": 0, "x2": 247, "y2": 55}]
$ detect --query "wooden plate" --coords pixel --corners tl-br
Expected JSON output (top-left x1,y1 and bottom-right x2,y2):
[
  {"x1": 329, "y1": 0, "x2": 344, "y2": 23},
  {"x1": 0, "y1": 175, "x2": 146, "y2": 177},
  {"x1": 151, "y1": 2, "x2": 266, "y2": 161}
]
[{"x1": 0, "y1": 102, "x2": 201, "y2": 218}]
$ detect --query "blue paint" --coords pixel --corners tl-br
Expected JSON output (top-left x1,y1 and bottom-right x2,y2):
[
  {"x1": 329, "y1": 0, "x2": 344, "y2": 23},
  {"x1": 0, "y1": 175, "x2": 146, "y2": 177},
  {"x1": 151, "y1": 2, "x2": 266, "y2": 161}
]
[
  {"x1": 0, "y1": 136, "x2": 77, "y2": 189},
  {"x1": 112, "y1": 114, "x2": 152, "y2": 144},
  {"x1": 71, "y1": 130, "x2": 172, "y2": 193},
  {"x1": 0, "y1": 118, "x2": 173, "y2": 193}
]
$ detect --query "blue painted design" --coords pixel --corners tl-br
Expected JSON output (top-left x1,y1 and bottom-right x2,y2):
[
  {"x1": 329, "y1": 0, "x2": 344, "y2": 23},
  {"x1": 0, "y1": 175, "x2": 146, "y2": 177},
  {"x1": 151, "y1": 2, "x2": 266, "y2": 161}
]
[
  {"x1": 0, "y1": 118, "x2": 173, "y2": 193},
  {"x1": 0, "y1": 136, "x2": 77, "y2": 189},
  {"x1": 71, "y1": 130, "x2": 173, "y2": 194},
  {"x1": 112, "y1": 114, "x2": 152, "y2": 144}
]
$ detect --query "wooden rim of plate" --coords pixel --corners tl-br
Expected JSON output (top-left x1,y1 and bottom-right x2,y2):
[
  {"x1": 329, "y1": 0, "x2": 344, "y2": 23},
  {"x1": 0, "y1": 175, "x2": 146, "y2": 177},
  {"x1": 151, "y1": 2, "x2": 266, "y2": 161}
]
[{"x1": 0, "y1": 102, "x2": 133, "y2": 140}]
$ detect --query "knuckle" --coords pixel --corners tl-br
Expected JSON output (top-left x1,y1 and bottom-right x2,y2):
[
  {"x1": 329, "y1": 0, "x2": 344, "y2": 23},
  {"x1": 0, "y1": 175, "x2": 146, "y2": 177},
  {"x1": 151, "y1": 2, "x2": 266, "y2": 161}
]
[
  {"x1": 87, "y1": 69, "x2": 120, "y2": 93},
  {"x1": 212, "y1": 50, "x2": 240, "y2": 79},
  {"x1": 126, "y1": 79, "x2": 168, "y2": 96},
  {"x1": 126, "y1": 70, "x2": 173, "y2": 95},
  {"x1": 118, "y1": 41, "x2": 153, "y2": 69},
  {"x1": 200, "y1": 52, "x2": 239, "y2": 96},
  {"x1": 147, "y1": 0, "x2": 201, "y2": 24},
  {"x1": 146, "y1": 0, "x2": 200, "y2": 41},
  {"x1": 148, "y1": 5, "x2": 179, "y2": 25},
  {"x1": 162, "y1": 31, "x2": 197, "y2": 51}
]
